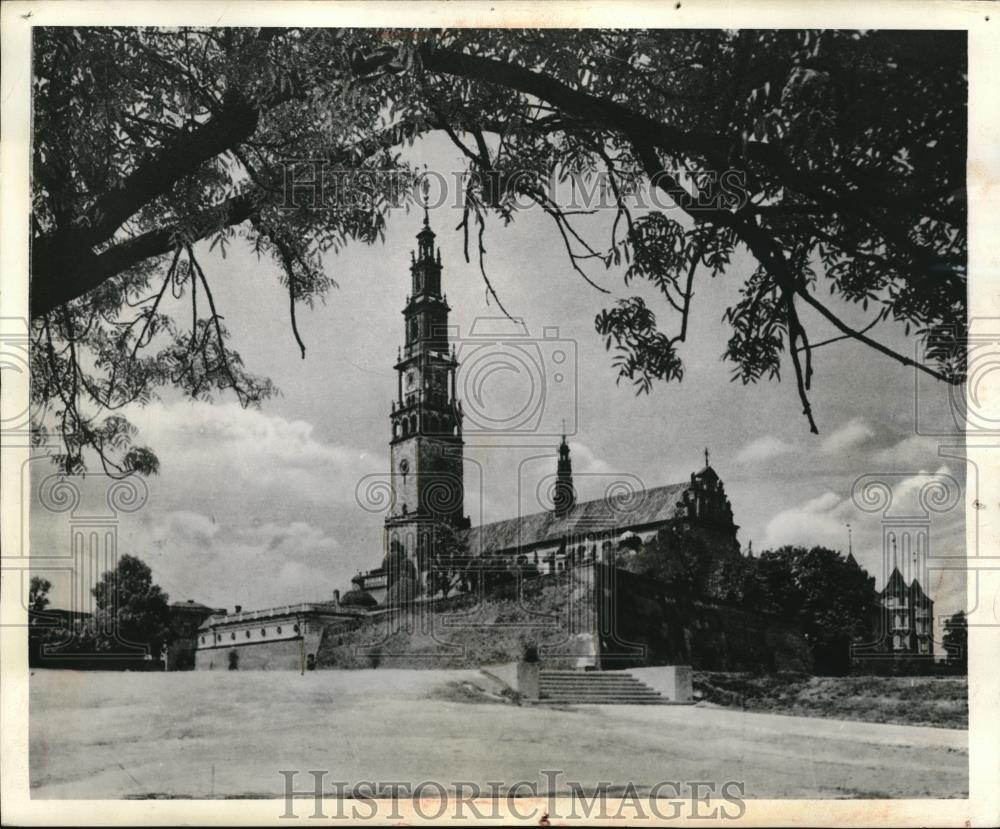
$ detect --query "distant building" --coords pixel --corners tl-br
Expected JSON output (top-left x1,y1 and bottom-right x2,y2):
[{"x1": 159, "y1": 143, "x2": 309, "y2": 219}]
[
  {"x1": 167, "y1": 599, "x2": 226, "y2": 670},
  {"x1": 878, "y1": 567, "x2": 934, "y2": 656},
  {"x1": 194, "y1": 600, "x2": 365, "y2": 671}
]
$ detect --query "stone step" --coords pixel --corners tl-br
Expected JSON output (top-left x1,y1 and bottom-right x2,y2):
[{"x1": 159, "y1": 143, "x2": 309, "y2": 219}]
[
  {"x1": 541, "y1": 688, "x2": 662, "y2": 697},
  {"x1": 536, "y1": 669, "x2": 668, "y2": 705},
  {"x1": 541, "y1": 683, "x2": 660, "y2": 693},
  {"x1": 540, "y1": 678, "x2": 650, "y2": 685},
  {"x1": 542, "y1": 690, "x2": 661, "y2": 696},
  {"x1": 539, "y1": 679, "x2": 649, "y2": 685},
  {"x1": 539, "y1": 697, "x2": 670, "y2": 705},
  {"x1": 541, "y1": 682, "x2": 646, "y2": 691},
  {"x1": 540, "y1": 673, "x2": 646, "y2": 679}
]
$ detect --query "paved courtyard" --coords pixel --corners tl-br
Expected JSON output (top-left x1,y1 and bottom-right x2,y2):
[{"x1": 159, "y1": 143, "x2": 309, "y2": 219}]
[{"x1": 29, "y1": 669, "x2": 967, "y2": 799}]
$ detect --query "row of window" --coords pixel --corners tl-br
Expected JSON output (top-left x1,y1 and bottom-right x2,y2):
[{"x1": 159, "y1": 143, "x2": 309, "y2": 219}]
[
  {"x1": 892, "y1": 634, "x2": 932, "y2": 651},
  {"x1": 200, "y1": 623, "x2": 299, "y2": 645},
  {"x1": 394, "y1": 414, "x2": 458, "y2": 438}
]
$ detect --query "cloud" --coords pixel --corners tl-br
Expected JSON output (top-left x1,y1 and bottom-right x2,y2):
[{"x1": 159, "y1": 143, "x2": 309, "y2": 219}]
[
  {"x1": 761, "y1": 465, "x2": 963, "y2": 587},
  {"x1": 568, "y1": 441, "x2": 612, "y2": 474},
  {"x1": 735, "y1": 435, "x2": 795, "y2": 463},
  {"x1": 125, "y1": 400, "x2": 381, "y2": 508},
  {"x1": 763, "y1": 490, "x2": 855, "y2": 550},
  {"x1": 885, "y1": 464, "x2": 957, "y2": 517},
  {"x1": 151, "y1": 510, "x2": 220, "y2": 547},
  {"x1": 31, "y1": 401, "x2": 385, "y2": 611},
  {"x1": 134, "y1": 511, "x2": 344, "y2": 610},
  {"x1": 872, "y1": 434, "x2": 944, "y2": 470},
  {"x1": 820, "y1": 417, "x2": 875, "y2": 454}
]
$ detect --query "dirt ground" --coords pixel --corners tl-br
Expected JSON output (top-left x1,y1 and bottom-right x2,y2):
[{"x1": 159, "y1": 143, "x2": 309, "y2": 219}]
[{"x1": 29, "y1": 669, "x2": 967, "y2": 800}]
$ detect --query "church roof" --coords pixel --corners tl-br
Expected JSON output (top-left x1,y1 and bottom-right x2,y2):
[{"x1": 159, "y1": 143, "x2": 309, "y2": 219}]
[{"x1": 465, "y1": 481, "x2": 691, "y2": 556}]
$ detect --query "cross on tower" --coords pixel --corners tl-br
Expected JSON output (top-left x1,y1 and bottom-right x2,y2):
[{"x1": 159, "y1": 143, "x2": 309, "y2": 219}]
[{"x1": 420, "y1": 177, "x2": 431, "y2": 225}]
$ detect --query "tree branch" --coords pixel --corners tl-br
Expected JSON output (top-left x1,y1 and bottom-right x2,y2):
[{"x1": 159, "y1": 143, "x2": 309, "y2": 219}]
[
  {"x1": 31, "y1": 191, "x2": 263, "y2": 319},
  {"x1": 796, "y1": 287, "x2": 958, "y2": 384}
]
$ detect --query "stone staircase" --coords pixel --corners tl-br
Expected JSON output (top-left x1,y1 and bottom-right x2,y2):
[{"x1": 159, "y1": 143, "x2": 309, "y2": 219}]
[{"x1": 539, "y1": 669, "x2": 670, "y2": 705}]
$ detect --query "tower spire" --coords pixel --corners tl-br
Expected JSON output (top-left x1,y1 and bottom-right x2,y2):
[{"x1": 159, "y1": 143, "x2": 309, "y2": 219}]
[
  {"x1": 704, "y1": 447, "x2": 710, "y2": 468},
  {"x1": 554, "y1": 429, "x2": 575, "y2": 517},
  {"x1": 420, "y1": 176, "x2": 430, "y2": 227}
]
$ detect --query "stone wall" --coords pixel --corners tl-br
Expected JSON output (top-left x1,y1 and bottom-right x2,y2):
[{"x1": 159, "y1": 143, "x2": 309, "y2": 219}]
[
  {"x1": 597, "y1": 564, "x2": 812, "y2": 672},
  {"x1": 316, "y1": 568, "x2": 598, "y2": 670},
  {"x1": 314, "y1": 563, "x2": 810, "y2": 673},
  {"x1": 195, "y1": 629, "x2": 325, "y2": 671}
]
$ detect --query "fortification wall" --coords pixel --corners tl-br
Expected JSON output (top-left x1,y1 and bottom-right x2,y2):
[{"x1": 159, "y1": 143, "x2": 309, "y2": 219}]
[
  {"x1": 597, "y1": 565, "x2": 812, "y2": 672},
  {"x1": 316, "y1": 568, "x2": 598, "y2": 670},
  {"x1": 314, "y1": 564, "x2": 811, "y2": 673},
  {"x1": 194, "y1": 630, "x2": 324, "y2": 671}
]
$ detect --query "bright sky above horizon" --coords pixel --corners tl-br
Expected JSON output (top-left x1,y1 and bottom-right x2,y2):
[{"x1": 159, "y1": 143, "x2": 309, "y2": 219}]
[{"x1": 30, "y1": 136, "x2": 969, "y2": 630}]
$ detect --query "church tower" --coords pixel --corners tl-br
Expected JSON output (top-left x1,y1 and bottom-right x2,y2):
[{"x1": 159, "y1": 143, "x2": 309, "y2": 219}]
[
  {"x1": 553, "y1": 434, "x2": 576, "y2": 517},
  {"x1": 385, "y1": 213, "x2": 468, "y2": 570}
]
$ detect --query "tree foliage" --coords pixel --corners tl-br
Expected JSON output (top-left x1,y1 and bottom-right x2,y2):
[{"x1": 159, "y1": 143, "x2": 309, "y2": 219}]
[
  {"x1": 942, "y1": 610, "x2": 967, "y2": 674},
  {"x1": 90, "y1": 554, "x2": 172, "y2": 655},
  {"x1": 27, "y1": 576, "x2": 58, "y2": 665},
  {"x1": 421, "y1": 521, "x2": 472, "y2": 598},
  {"x1": 29, "y1": 576, "x2": 52, "y2": 612},
  {"x1": 719, "y1": 546, "x2": 877, "y2": 675},
  {"x1": 619, "y1": 525, "x2": 715, "y2": 597},
  {"x1": 30, "y1": 28, "x2": 967, "y2": 472}
]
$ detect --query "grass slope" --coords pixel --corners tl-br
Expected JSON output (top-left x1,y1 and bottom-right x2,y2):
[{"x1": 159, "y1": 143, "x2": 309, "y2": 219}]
[{"x1": 693, "y1": 672, "x2": 967, "y2": 729}]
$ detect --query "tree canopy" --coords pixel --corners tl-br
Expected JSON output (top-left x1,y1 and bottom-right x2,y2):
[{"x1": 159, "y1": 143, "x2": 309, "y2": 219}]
[
  {"x1": 90, "y1": 554, "x2": 172, "y2": 655},
  {"x1": 942, "y1": 610, "x2": 967, "y2": 674},
  {"x1": 30, "y1": 27, "x2": 967, "y2": 474},
  {"x1": 718, "y1": 545, "x2": 877, "y2": 674}
]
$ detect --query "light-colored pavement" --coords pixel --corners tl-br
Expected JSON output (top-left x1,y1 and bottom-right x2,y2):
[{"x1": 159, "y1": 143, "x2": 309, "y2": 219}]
[{"x1": 29, "y1": 669, "x2": 967, "y2": 799}]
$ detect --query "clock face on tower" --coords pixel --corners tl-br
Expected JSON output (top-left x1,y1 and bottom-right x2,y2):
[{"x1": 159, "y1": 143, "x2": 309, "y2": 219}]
[{"x1": 399, "y1": 458, "x2": 409, "y2": 475}]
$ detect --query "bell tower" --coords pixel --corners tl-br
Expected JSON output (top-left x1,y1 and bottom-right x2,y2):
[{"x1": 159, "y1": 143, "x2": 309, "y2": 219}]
[{"x1": 386, "y1": 213, "x2": 468, "y2": 570}]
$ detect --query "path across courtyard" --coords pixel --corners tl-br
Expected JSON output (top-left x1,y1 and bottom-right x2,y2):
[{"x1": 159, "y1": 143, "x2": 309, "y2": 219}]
[{"x1": 29, "y1": 669, "x2": 967, "y2": 799}]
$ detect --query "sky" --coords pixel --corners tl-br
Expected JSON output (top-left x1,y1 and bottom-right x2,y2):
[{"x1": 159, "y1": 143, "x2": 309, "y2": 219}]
[{"x1": 29, "y1": 136, "x2": 969, "y2": 631}]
